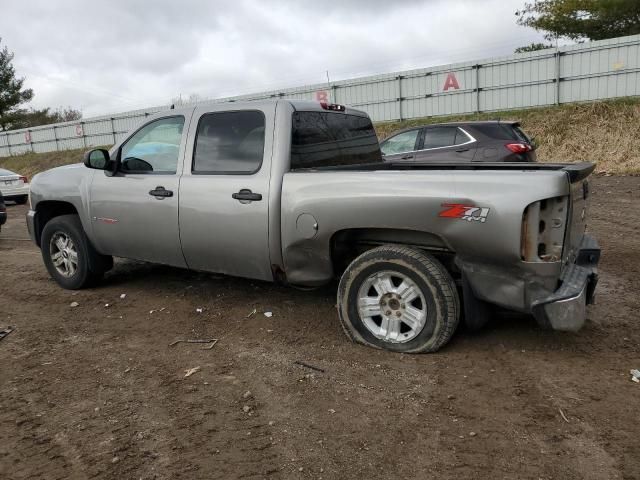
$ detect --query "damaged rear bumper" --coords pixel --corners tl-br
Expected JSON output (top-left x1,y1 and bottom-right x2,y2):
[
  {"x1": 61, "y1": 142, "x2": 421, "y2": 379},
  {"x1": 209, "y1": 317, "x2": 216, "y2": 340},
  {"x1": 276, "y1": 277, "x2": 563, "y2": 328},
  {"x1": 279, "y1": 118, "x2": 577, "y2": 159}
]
[{"x1": 531, "y1": 234, "x2": 600, "y2": 332}]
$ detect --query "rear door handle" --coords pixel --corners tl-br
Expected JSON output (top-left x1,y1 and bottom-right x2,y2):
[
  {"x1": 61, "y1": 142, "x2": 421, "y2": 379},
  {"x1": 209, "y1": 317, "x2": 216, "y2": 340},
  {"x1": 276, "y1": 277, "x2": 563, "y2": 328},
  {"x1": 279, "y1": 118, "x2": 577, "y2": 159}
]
[
  {"x1": 149, "y1": 186, "x2": 173, "y2": 198},
  {"x1": 232, "y1": 189, "x2": 262, "y2": 202},
  {"x1": 400, "y1": 154, "x2": 415, "y2": 160},
  {"x1": 455, "y1": 148, "x2": 470, "y2": 153}
]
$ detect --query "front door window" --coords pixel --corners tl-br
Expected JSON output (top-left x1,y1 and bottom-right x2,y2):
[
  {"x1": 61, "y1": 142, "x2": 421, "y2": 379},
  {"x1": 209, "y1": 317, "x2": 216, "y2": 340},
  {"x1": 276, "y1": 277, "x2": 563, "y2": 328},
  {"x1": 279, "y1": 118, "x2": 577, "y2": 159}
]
[{"x1": 120, "y1": 116, "x2": 185, "y2": 173}]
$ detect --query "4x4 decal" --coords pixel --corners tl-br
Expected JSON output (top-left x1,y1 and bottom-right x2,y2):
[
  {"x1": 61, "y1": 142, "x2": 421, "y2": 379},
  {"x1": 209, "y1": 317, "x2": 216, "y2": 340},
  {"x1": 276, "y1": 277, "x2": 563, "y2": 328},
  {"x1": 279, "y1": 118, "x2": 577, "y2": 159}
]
[{"x1": 439, "y1": 203, "x2": 490, "y2": 223}]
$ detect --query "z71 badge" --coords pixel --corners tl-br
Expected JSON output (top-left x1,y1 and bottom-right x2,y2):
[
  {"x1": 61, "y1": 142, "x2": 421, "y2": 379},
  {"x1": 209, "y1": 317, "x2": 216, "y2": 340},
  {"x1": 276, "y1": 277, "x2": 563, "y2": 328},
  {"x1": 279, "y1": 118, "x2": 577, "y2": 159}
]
[{"x1": 439, "y1": 203, "x2": 490, "y2": 223}]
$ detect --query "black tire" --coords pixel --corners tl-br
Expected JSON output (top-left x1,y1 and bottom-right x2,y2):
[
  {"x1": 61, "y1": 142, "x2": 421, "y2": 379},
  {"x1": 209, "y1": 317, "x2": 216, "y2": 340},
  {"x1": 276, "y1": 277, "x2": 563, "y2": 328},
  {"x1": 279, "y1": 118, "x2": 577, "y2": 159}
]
[
  {"x1": 337, "y1": 245, "x2": 460, "y2": 353},
  {"x1": 41, "y1": 214, "x2": 112, "y2": 289},
  {"x1": 15, "y1": 195, "x2": 28, "y2": 205}
]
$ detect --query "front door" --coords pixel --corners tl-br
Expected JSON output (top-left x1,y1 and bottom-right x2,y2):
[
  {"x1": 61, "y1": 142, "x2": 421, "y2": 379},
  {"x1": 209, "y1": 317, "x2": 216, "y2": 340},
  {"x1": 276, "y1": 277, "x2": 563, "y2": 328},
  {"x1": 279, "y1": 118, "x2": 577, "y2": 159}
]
[
  {"x1": 89, "y1": 114, "x2": 192, "y2": 267},
  {"x1": 380, "y1": 128, "x2": 420, "y2": 162},
  {"x1": 178, "y1": 105, "x2": 274, "y2": 281}
]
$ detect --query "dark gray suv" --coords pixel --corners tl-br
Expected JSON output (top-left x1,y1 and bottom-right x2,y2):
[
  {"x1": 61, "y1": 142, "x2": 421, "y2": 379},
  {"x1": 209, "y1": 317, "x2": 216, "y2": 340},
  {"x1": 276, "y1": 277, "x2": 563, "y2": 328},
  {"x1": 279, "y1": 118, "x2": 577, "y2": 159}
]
[{"x1": 380, "y1": 120, "x2": 536, "y2": 163}]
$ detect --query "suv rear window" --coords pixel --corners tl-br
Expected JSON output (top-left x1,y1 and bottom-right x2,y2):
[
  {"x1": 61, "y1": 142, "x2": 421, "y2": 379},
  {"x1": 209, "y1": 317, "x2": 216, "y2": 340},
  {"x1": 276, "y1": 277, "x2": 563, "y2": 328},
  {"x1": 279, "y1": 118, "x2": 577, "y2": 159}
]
[
  {"x1": 291, "y1": 112, "x2": 382, "y2": 169},
  {"x1": 473, "y1": 123, "x2": 530, "y2": 142}
]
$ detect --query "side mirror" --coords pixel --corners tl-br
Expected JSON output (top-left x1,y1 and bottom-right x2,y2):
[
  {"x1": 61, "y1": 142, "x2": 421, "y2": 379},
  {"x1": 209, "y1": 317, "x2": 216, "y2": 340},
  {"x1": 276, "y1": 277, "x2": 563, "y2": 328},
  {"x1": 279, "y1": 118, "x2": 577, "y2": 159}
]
[{"x1": 83, "y1": 149, "x2": 111, "y2": 170}]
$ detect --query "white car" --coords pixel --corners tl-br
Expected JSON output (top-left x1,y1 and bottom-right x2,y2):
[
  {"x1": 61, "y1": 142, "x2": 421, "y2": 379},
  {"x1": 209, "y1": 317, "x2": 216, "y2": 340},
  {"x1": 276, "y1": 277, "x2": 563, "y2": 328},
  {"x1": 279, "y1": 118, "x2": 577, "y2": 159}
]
[{"x1": 0, "y1": 168, "x2": 29, "y2": 205}]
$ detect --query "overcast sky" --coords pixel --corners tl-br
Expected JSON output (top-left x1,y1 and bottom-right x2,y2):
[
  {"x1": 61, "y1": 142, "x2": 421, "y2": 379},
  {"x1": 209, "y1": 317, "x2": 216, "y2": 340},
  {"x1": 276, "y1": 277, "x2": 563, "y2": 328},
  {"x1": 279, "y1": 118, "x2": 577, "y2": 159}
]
[{"x1": 0, "y1": 0, "x2": 552, "y2": 118}]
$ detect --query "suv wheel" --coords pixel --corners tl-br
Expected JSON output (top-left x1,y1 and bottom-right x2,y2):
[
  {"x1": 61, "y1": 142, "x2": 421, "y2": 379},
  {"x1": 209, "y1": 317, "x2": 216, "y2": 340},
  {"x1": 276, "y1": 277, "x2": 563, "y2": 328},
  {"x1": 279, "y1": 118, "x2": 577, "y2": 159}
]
[
  {"x1": 41, "y1": 214, "x2": 112, "y2": 289},
  {"x1": 337, "y1": 245, "x2": 460, "y2": 353}
]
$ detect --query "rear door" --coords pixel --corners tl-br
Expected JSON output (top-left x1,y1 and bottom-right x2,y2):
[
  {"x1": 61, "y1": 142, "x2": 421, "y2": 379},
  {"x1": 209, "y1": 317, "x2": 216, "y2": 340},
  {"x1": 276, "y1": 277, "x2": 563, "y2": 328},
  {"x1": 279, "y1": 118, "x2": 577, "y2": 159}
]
[
  {"x1": 379, "y1": 129, "x2": 420, "y2": 162},
  {"x1": 413, "y1": 126, "x2": 476, "y2": 162},
  {"x1": 178, "y1": 104, "x2": 275, "y2": 281}
]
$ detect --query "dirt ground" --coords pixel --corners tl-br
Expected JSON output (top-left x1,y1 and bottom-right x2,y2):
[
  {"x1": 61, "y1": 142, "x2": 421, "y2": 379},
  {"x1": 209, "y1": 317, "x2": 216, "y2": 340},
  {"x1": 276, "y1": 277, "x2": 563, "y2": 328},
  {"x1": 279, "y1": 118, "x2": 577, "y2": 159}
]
[{"x1": 0, "y1": 175, "x2": 638, "y2": 480}]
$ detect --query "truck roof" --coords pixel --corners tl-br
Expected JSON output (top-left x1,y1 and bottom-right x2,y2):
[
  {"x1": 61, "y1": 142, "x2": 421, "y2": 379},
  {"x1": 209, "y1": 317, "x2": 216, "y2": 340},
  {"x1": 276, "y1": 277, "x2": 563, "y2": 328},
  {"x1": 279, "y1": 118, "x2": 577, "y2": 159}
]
[
  {"x1": 433, "y1": 120, "x2": 520, "y2": 126},
  {"x1": 175, "y1": 98, "x2": 368, "y2": 117}
]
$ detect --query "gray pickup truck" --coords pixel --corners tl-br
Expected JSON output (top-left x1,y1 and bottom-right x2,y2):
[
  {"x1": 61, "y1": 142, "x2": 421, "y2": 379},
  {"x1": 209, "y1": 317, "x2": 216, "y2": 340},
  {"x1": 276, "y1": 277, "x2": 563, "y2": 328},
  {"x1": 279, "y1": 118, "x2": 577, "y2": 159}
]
[{"x1": 26, "y1": 100, "x2": 600, "y2": 353}]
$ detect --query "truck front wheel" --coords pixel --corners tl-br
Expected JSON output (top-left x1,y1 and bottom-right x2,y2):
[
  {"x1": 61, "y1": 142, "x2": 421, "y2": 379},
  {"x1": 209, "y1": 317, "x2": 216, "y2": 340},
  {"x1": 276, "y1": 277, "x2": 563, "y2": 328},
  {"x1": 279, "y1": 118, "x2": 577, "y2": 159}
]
[
  {"x1": 337, "y1": 245, "x2": 460, "y2": 353},
  {"x1": 41, "y1": 214, "x2": 112, "y2": 290}
]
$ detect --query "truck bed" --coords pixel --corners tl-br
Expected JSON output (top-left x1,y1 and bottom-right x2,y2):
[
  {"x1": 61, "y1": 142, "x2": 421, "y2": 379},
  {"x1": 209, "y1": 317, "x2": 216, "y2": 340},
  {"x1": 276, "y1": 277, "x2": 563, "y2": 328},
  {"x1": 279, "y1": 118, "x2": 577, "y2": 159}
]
[{"x1": 296, "y1": 161, "x2": 596, "y2": 183}]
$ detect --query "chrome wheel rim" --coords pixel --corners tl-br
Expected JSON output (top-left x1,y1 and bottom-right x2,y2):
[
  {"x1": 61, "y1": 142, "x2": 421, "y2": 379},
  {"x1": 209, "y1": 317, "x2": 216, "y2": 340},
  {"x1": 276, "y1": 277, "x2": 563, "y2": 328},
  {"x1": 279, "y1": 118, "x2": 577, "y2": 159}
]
[
  {"x1": 357, "y1": 270, "x2": 427, "y2": 343},
  {"x1": 50, "y1": 232, "x2": 78, "y2": 277}
]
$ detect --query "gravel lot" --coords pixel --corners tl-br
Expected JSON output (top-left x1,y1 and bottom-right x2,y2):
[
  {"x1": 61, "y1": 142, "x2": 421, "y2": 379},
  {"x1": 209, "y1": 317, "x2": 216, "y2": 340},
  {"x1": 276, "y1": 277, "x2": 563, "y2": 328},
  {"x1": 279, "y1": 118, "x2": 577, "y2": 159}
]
[{"x1": 1, "y1": 175, "x2": 638, "y2": 480}]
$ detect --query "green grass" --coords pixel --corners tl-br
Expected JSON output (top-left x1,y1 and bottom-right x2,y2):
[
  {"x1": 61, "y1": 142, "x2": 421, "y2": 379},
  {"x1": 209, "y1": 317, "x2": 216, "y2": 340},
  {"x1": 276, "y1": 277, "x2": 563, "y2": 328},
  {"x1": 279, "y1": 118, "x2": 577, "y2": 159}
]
[{"x1": 0, "y1": 148, "x2": 88, "y2": 179}]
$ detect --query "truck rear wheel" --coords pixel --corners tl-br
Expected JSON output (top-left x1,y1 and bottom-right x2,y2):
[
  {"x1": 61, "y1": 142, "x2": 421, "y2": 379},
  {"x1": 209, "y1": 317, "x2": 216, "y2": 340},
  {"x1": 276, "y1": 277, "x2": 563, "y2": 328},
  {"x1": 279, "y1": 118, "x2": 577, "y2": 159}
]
[
  {"x1": 337, "y1": 245, "x2": 460, "y2": 353},
  {"x1": 41, "y1": 214, "x2": 112, "y2": 290}
]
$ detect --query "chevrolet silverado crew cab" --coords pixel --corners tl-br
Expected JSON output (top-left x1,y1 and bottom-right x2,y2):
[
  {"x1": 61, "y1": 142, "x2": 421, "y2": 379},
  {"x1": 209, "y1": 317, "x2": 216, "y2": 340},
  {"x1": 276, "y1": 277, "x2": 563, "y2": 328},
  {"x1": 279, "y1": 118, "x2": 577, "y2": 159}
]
[{"x1": 26, "y1": 100, "x2": 600, "y2": 353}]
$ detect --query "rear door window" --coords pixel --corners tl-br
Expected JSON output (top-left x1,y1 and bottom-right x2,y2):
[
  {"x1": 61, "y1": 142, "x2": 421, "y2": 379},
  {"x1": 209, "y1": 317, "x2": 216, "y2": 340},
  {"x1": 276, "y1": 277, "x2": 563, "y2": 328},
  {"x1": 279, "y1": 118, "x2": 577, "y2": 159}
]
[
  {"x1": 192, "y1": 111, "x2": 265, "y2": 174},
  {"x1": 291, "y1": 112, "x2": 382, "y2": 169},
  {"x1": 380, "y1": 130, "x2": 420, "y2": 156},
  {"x1": 422, "y1": 127, "x2": 458, "y2": 149}
]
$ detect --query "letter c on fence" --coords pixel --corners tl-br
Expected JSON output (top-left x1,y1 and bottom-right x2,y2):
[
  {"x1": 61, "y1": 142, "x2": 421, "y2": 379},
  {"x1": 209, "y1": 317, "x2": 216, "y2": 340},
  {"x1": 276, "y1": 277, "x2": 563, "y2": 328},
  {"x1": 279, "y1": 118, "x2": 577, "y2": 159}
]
[
  {"x1": 75, "y1": 124, "x2": 83, "y2": 136},
  {"x1": 24, "y1": 131, "x2": 31, "y2": 143}
]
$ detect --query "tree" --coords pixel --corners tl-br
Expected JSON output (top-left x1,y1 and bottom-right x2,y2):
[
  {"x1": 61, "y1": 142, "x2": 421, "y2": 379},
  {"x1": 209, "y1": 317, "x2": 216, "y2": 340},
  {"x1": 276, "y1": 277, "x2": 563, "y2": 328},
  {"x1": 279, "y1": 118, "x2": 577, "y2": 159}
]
[
  {"x1": 0, "y1": 38, "x2": 34, "y2": 131},
  {"x1": 170, "y1": 93, "x2": 203, "y2": 107},
  {"x1": 7, "y1": 107, "x2": 82, "y2": 130},
  {"x1": 515, "y1": 42, "x2": 556, "y2": 53},
  {"x1": 516, "y1": 0, "x2": 640, "y2": 42}
]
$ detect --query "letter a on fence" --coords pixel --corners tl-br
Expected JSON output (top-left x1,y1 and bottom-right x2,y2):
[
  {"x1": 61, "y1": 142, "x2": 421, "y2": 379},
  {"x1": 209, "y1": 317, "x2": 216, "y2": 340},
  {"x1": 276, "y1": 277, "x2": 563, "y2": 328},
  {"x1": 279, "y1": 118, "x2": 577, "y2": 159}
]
[{"x1": 443, "y1": 73, "x2": 460, "y2": 91}]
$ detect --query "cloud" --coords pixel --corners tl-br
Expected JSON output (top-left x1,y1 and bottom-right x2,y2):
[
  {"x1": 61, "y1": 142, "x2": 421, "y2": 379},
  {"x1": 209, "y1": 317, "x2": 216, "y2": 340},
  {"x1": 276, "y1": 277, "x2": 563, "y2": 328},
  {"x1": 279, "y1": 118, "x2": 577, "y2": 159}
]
[{"x1": 0, "y1": 0, "x2": 546, "y2": 117}]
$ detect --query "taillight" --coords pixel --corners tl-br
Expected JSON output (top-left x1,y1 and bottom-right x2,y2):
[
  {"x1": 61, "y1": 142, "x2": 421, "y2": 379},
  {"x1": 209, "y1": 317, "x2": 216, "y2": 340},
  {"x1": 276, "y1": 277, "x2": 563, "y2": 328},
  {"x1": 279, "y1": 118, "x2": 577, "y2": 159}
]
[
  {"x1": 19, "y1": 175, "x2": 28, "y2": 183},
  {"x1": 521, "y1": 196, "x2": 568, "y2": 262},
  {"x1": 319, "y1": 102, "x2": 346, "y2": 112},
  {"x1": 505, "y1": 143, "x2": 532, "y2": 154}
]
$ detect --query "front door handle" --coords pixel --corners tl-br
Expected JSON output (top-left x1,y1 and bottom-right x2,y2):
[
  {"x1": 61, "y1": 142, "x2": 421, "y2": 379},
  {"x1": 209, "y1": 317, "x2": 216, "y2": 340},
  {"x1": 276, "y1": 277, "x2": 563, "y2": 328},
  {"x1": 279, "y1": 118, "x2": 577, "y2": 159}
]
[
  {"x1": 455, "y1": 148, "x2": 470, "y2": 153},
  {"x1": 232, "y1": 189, "x2": 262, "y2": 202},
  {"x1": 400, "y1": 154, "x2": 415, "y2": 160},
  {"x1": 149, "y1": 186, "x2": 173, "y2": 198}
]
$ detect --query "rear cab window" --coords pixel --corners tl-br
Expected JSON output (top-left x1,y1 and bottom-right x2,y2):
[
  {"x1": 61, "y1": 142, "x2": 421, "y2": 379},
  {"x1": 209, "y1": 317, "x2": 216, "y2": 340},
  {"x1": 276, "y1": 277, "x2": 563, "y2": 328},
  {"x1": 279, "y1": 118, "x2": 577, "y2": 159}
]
[{"x1": 291, "y1": 111, "x2": 382, "y2": 169}]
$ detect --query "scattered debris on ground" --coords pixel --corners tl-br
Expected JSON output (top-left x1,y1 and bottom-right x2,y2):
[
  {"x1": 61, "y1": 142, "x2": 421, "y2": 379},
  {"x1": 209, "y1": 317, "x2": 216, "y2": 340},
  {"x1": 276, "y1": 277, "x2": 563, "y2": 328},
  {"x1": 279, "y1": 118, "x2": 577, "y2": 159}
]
[
  {"x1": 169, "y1": 338, "x2": 218, "y2": 350},
  {"x1": 294, "y1": 360, "x2": 325, "y2": 373},
  {"x1": 631, "y1": 369, "x2": 640, "y2": 383},
  {"x1": 0, "y1": 326, "x2": 14, "y2": 343},
  {"x1": 184, "y1": 366, "x2": 201, "y2": 378}
]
